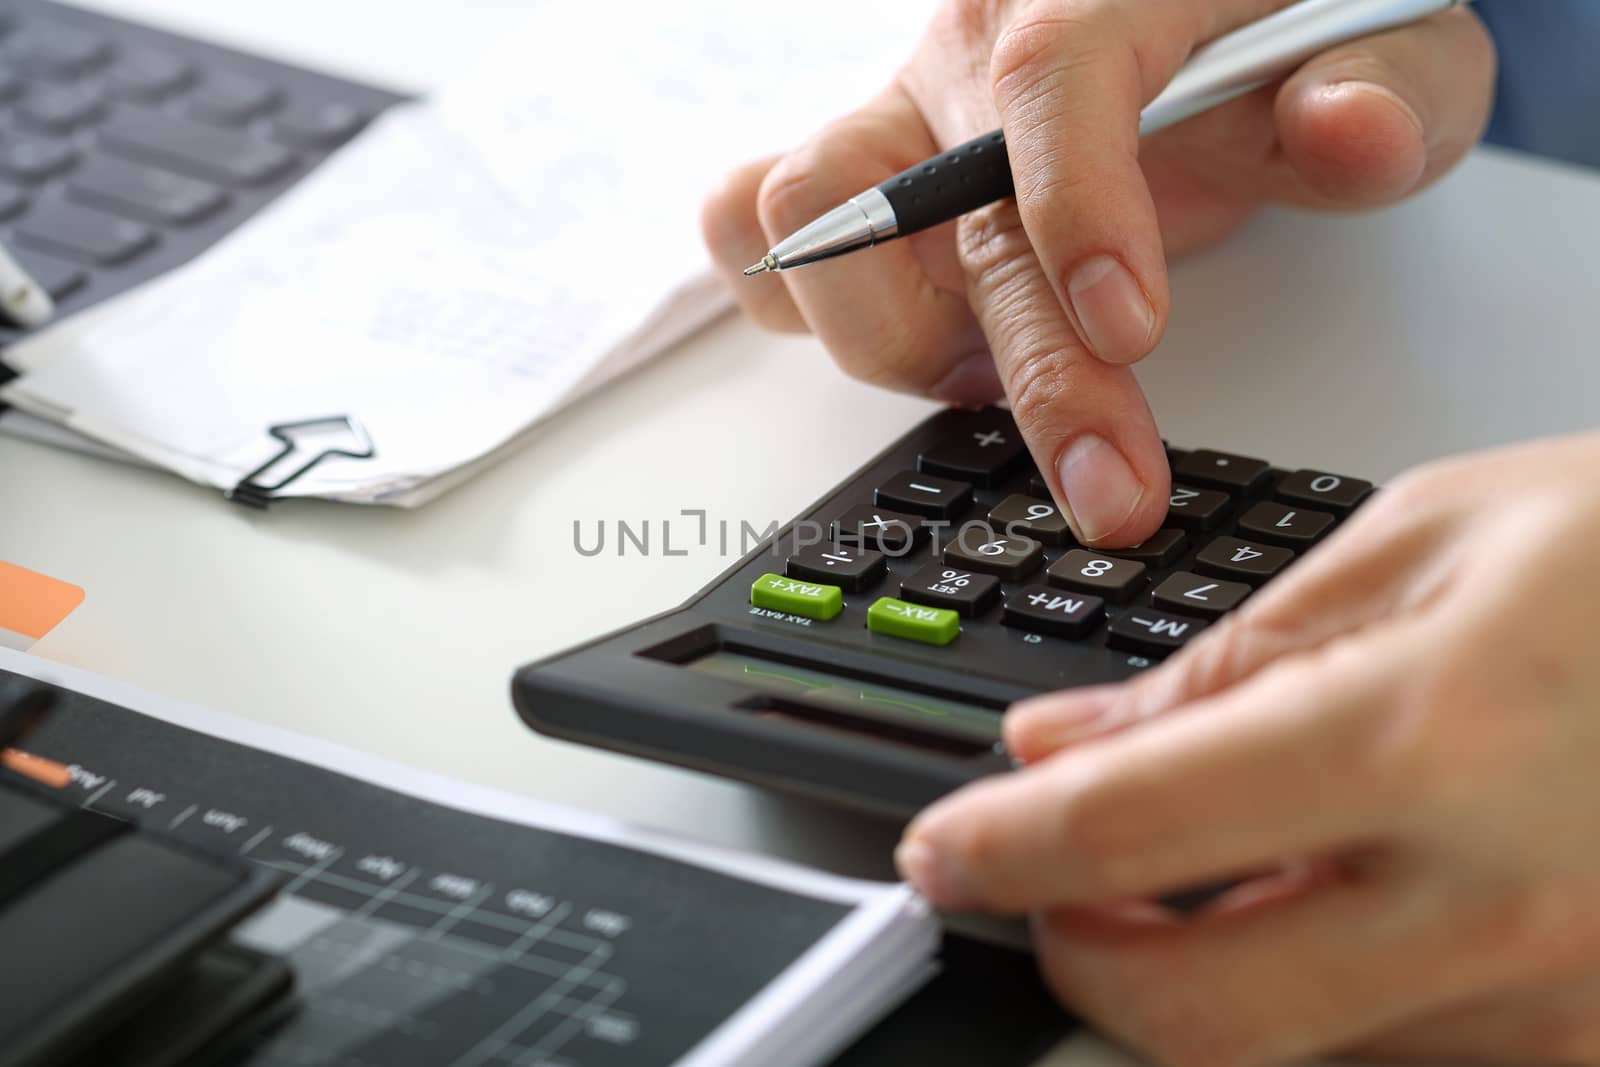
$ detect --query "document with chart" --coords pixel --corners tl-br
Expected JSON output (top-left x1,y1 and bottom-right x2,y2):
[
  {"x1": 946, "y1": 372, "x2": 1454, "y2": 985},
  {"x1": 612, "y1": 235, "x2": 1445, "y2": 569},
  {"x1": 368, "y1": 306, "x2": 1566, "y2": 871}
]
[{"x1": 0, "y1": 649, "x2": 937, "y2": 1067}]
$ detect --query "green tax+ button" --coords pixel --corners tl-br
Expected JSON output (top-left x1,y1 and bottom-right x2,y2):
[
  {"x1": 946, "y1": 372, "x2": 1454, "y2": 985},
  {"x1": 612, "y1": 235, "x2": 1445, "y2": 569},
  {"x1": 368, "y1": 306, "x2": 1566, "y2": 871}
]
[
  {"x1": 750, "y1": 573, "x2": 843, "y2": 621},
  {"x1": 867, "y1": 597, "x2": 960, "y2": 646}
]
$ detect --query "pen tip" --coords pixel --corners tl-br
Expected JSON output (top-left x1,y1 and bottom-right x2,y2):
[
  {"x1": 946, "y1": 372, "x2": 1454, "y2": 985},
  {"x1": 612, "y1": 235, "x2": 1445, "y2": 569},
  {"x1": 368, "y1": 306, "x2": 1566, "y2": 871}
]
[{"x1": 743, "y1": 255, "x2": 776, "y2": 277}]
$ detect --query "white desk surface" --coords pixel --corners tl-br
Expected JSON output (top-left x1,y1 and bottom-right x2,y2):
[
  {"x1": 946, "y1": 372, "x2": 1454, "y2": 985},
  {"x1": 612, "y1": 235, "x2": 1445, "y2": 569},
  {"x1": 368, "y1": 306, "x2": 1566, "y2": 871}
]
[{"x1": 4, "y1": 3, "x2": 1600, "y2": 1065}]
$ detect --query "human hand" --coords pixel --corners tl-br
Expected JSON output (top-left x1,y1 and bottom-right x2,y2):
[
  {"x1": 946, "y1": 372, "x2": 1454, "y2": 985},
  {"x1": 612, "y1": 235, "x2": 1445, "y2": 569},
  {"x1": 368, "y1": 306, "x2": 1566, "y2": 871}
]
[
  {"x1": 702, "y1": 0, "x2": 1495, "y2": 548},
  {"x1": 893, "y1": 433, "x2": 1600, "y2": 1066}
]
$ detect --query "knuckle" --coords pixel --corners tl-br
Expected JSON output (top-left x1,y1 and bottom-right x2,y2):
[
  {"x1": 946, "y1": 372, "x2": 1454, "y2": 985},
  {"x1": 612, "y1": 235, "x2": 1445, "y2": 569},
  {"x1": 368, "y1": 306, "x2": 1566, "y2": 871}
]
[
  {"x1": 1480, "y1": 881, "x2": 1600, "y2": 974},
  {"x1": 1006, "y1": 343, "x2": 1086, "y2": 455},
  {"x1": 1535, "y1": 1012, "x2": 1600, "y2": 1065},
  {"x1": 1163, "y1": 616, "x2": 1268, "y2": 700},
  {"x1": 753, "y1": 153, "x2": 828, "y2": 236},
  {"x1": 989, "y1": 2, "x2": 1101, "y2": 110},
  {"x1": 955, "y1": 200, "x2": 1035, "y2": 282},
  {"x1": 929, "y1": 0, "x2": 1008, "y2": 53},
  {"x1": 1047, "y1": 770, "x2": 1150, "y2": 896}
]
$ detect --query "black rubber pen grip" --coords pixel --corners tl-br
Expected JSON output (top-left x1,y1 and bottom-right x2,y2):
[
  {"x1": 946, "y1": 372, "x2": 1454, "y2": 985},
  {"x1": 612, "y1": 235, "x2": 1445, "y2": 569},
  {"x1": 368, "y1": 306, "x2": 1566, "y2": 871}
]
[{"x1": 875, "y1": 129, "x2": 1014, "y2": 238}]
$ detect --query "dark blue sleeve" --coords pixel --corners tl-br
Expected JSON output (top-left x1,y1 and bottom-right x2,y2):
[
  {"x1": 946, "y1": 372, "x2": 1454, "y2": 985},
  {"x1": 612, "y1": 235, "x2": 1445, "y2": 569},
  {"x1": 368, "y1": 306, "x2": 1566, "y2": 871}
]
[{"x1": 1476, "y1": 1, "x2": 1600, "y2": 170}]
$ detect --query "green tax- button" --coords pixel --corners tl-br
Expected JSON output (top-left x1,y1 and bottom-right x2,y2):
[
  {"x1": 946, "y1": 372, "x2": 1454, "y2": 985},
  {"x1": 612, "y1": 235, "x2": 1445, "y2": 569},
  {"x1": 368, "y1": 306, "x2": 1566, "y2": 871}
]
[
  {"x1": 750, "y1": 573, "x2": 843, "y2": 621},
  {"x1": 867, "y1": 597, "x2": 960, "y2": 646}
]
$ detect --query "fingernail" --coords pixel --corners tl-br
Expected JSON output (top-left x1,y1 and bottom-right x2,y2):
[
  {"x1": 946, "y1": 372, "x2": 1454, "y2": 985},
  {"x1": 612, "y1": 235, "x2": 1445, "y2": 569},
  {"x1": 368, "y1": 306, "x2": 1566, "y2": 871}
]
[
  {"x1": 894, "y1": 839, "x2": 977, "y2": 910},
  {"x1": 1067, "y1": 255, "x2": 1155, "y2": 364},
  {"x1": 1327, "y1": 80, "x2": 1426, "y2": 140},
  {"x1": 930, "y1": 351, "x2": 1004, "y2": 407},
  {"x1": 1057, "y1": 434, "x2": 1144, "y2": 544}
]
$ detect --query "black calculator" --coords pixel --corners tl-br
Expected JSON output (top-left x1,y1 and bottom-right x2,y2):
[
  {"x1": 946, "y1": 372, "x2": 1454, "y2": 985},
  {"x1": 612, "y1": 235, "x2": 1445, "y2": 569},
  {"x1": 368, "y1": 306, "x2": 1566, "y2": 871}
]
[{"x1": 513, "y1": 407, "x2": 1373, "y2": 818}]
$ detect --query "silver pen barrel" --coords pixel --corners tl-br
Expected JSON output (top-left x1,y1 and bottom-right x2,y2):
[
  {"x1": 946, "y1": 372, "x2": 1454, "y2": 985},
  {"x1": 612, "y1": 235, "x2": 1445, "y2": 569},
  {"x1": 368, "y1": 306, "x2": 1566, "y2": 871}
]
[{"x1": 1141, "y1": 0, "x2": 1468, "y2": 135}]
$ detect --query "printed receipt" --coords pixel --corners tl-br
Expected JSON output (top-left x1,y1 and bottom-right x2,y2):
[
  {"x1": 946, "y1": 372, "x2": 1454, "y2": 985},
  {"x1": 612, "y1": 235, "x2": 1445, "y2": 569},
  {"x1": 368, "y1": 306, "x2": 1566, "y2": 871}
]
[{"x1": 1, "y1": 1, "x2": 931, "y2": 505}]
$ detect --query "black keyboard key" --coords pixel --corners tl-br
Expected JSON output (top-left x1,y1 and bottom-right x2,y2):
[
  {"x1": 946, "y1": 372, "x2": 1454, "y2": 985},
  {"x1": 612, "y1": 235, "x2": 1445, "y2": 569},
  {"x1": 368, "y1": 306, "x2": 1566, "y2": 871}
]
[
  {"x1": 901, "y1": 561, "x2": 1000, "y2": 617},
  {"x1": 919, "y1": 411, "x2": 1027, "y2": 487},
  {"x1": 1107, "y1": 610, "x2": 1206, "y2": 656},
  {"x1": 1047, "y1": 550, "x2": 1146, "y2": 602},
  {"x1": 831, "y1": 504, "x2": 925, "y2": 554},
  {"x1": 67, "y1": 157, "x2": 227, "y2": 225},
  {"x1": 12, "y1": 248, "x2": 86, "y2": 300},
  {"x1": 787, "y1": 544, "x2": 885, "y2": 593},
  {"x1": 0, "y1": 183, "x2": 27, "y2": 221},
  {"x1": 105, "y1": 49, "x2": 194, "y2": 102},
  {"x1": 943, "y1": 525, "x2": 1044, "y2": 581},
  {"x1": 16, "y1": 83, "x2": 104, "y2": 133},
  {"x1": 1026, "y1": 470, "x2": 1051, "y2": 499},
  {"x1": 8, "y1": 24, "x2": 114, "y2": 78},
  {"x1": 875, "y1": 471, "x2": 972, "y2": 520},
  {"x1": 1174, "y1": 449, "x2": 1272, "y2": 495},
  {"x1": 14, "y1": 200, "x2": 155, "y2": 266},
  {"x1": 0, "y1": 139, "x2": 77, "y2": 183},
  {"x1": 1151, "y1": 573, "x2": 1251, "y2": 619},
  {"x1": 1236, "y1": 501, "x2": 1335, "y2": 548},
  {"x1": 1275, "y1": 470, "x2": 1373, "y2": 516},
  {"x1": 1165, "y1": 484, "x2": 1231, "y2": 533},
  {"x1": 988, "y1": 494, "x2": 1071, "y2": 546},
  {"x1": 1110, "y1": 528, "x2": 1187, "y2": 569},
  {"x1": 187, "y1": 73, "x2": 281, "y2": 125},
  {"x1": 98, "y1": 105, "x2": 297, "y2": 186},
  {"x1": 1195, "y1": 536, "x2": 1294, "y2": 585},
  {"x1": 272, "y1": 100, "x2": 366, "y2": 148},
  {"x1": 1003, "y1": 586, "x2": 1105, "y2": 639}
]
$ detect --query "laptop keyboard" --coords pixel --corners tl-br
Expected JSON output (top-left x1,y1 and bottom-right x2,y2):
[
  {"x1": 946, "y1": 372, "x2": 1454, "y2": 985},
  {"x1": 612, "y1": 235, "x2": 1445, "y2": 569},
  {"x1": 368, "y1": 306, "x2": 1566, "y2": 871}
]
[{"x1": 0, "y1": 0, "x2": 404, "y2": 358}]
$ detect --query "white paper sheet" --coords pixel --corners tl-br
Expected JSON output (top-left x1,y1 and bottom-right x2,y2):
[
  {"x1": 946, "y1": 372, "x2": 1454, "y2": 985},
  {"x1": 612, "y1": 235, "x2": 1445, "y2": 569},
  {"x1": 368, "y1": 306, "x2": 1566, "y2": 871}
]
[{"x1": 3, "y1": 1, "x2": 932, "y2": 504}]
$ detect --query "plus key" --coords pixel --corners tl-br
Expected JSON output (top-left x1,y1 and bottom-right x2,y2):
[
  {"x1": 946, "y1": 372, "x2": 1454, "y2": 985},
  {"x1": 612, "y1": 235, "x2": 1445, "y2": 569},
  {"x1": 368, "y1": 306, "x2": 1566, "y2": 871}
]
[{"x1": 918, "y1": 411, "x2": 1027, "y2": 487}]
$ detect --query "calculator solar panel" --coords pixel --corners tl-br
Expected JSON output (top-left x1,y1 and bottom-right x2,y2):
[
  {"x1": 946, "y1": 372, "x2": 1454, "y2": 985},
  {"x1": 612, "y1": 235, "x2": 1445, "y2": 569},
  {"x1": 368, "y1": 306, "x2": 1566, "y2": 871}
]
[
  {"x1": 515, "y1": 407, "x2": 1374, "y2": 818},
  {"x1": 0, "y1": 0, "x2": 404, "y2": 378}
]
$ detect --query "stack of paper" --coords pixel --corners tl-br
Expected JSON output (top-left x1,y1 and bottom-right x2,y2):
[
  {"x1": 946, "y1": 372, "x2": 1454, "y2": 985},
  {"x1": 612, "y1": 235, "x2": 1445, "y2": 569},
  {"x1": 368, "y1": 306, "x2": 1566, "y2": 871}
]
[
  {"x1": 2, "y1": 645, "x2": 944, "y2": 1067},
  {"x1": 1, "y1": 1, "x2": 930, "y2": 505}
]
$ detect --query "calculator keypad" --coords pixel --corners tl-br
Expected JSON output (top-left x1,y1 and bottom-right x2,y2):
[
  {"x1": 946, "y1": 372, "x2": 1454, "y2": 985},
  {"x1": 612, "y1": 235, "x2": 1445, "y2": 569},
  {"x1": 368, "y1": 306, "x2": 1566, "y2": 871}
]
[
  {"x1": 1047, "y1": 550, "x2": 1146, "y2": 602},
  {"x1": 1195, "y1": 536, "x2": 1294, "y2": 585},
  {"x1": 1151, "y1": 573, "x2": 1251, "y2": 619},
  {"x1": 875, "y1": 471, "x2": 973, "y2": 520},
  {"x1": 987, "y1": 494, "x2": 1072, "y2": 546},
  {"x1": 831, "y1": 504, "x2": 925, "y2": 553},
  {"x1": 1275, "y1": 470, "x2": 1374, "y2": 515},
  {"x1": 1003, "y1": 586, "x2": 1105, "y2": 639},
  {"x1": 787, "y1": 544, "x2": 886, "y2": 593},
  {"x1": 745, "y1": 409, "x2": 1370, "y2": 671},
  {"x1": 1236, "y1": 501, "x2": 1334, "y2": 547},
  {"x1": 901, "y1": 561, "x2": 1001, "y2": 617},
  {"x1": 943, "y1": 526, "x2": 1045, "y2": 581},
  {"x1": 918, "y1": 410, "x2": 1027, "y2": 486},
  {"x1": 1165, "y1": 485, "x2": 1232, "y2": 533},
  {"x1": 1108, "y1": 528, "x2": 1187, "y2": 569},
  {"x1": 1175, "y1": 449, "x2": 1272, "y2": 495},
  {"x1": 1107, "y1": 610, "x2": 1207, "y2": 656}
]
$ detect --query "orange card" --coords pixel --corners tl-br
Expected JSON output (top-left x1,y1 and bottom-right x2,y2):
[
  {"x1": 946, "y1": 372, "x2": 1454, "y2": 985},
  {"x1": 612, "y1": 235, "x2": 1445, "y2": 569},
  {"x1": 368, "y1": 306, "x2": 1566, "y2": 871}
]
[{"x1": 0, "y1": 560, "x2": 85, "y2": 650}]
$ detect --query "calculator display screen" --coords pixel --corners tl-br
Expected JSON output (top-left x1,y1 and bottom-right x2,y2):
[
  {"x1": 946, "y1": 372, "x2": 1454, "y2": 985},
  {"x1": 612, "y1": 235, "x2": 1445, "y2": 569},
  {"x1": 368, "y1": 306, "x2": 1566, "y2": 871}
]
[{"x1": 685, "y1": 651, "x2": 1002, "y2": 743}]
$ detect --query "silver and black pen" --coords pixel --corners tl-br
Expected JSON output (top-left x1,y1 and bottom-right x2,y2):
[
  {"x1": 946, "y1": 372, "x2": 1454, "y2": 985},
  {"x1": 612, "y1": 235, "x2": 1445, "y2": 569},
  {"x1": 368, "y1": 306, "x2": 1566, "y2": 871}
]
[{"x1": 746, "y1": 0, "x2": 1472, "y2": 277}]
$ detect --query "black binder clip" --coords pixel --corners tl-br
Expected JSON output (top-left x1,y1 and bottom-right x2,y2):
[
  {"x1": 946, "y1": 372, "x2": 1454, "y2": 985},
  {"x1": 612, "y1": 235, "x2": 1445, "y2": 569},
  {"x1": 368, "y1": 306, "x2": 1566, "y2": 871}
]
[{"x1": 227, "y1": 416, "x2": 375, "y2": 509}]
